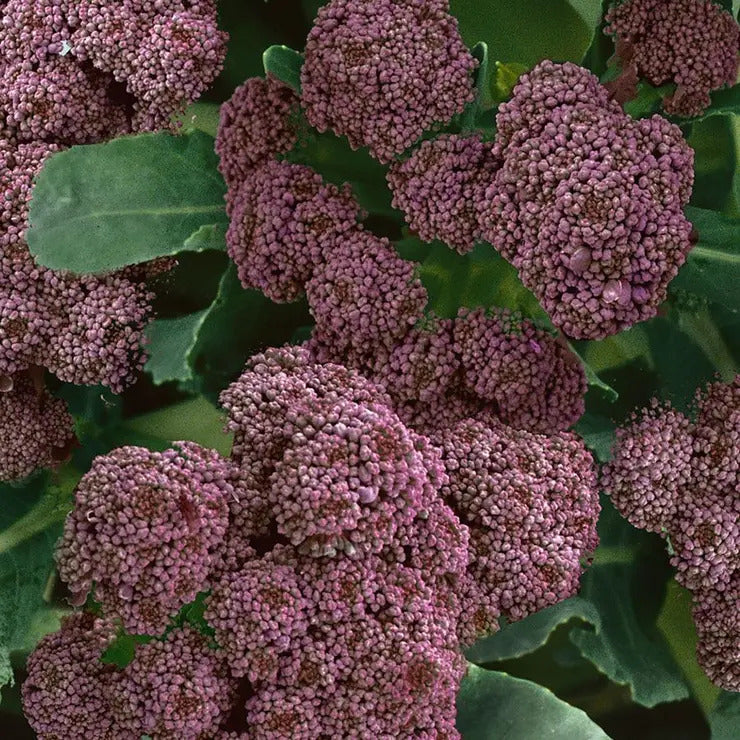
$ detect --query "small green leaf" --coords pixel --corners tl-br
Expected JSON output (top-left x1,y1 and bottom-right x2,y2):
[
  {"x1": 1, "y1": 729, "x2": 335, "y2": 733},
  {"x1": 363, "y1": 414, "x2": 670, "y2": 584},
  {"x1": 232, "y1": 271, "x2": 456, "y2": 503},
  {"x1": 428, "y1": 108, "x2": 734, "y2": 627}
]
[
  {"x1": 144, "y1": 310, "x2": 209, "y2": 386},
  {"x1": 263, "y1": 45, "x2": 303, "y2": 93},
  {"x1": 569, "y1": 344, "x2": 619, "y2": 401},
  {"x1": 182, "y1": 223, "x2": 227, "y2": 253},
  {"x1": 573, "y1": 412, "x2": 617, "y2": 463},
  {"x1": 27, "y1": 131, "x2": 227, "y2": 274},
  {"x1": 179, "y1": 101, "x2": 221, "y2": 138},
  {"x1": 671, "y1": 207, "x2": 740, "y2": 312},
  {"x1": 456, "y1": 664, "x2": 610, "y2": 739},
  {"x1": 492, "y1": 61, "x2": 529, "y2": 103},
  {"x1": 466, "y1": 597, "x2": 601, "y2": 664},
  {"x1": 122, "y1": 397, "x2": 232, "y2": 458}
]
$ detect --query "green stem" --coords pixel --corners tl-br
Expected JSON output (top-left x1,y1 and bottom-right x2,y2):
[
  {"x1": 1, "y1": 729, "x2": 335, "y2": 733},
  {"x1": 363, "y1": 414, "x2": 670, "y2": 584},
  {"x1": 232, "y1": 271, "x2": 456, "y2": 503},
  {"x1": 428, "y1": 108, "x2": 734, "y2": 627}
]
[{"x1": 0, "y1": 496, "x2": 70, "y2": 555}]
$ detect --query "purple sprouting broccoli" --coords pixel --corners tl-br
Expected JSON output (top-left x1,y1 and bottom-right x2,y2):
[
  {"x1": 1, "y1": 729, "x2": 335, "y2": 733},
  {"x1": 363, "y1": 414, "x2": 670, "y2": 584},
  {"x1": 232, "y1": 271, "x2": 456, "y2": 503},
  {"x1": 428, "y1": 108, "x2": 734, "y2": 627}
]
[
  {"x1": 602, "y1": 376, "x2": 739, "y2": 690},
  {"x1": 306, "y1": 230, "x2": 429, "y2": 355},
  {"x1": 605, "y1": 0, "x2": 740, "y2": 117},
  {"x1": 56, "y1": 442, "x2": 233, "y2": 635},
  {"x1": 0, "y1": 373, "x2": 75, "y2": 481},
  {"x1": 300, "y1": 0, "x2": 477, "y2": 163},
  {"x1": 219, "y1": 346, "x2": 432, "y2": 557},
  {"x1": 111, "y1": 626, "x2": 237, "y2": 739},
  {"x1": 67, "y1": 0, "x2": 227, "y2": 130},
  {"x1": 481, "y1": 60, "x2": 695, "y2": 339},
  {"x1": 22, "y1": 612, "x2": 118, "y2": 740},
  {"x1": 387, "y1": 133, "x2": 499, "y2": 253},
  {"x1": 215, "y1": 76, "x2": 301, "y2": 193},
  {"x1": 436, "y1": 418, "x2": 600, "y2": 642},
  {"x1": 0, "y1": 0, "x2": 228, "y2": 481},
  {"x1": 601, "y1": 401, "x2": 694, "y2": 532},
  {"x1": 226, "y1": 160, "x2": 364, "y2": 302},
  {"x1": 453, "y1": 308, "x2": 587, "y2": 434},
  {"x1": 307, "y1": 308, "x2": 588, "y2": 437}
]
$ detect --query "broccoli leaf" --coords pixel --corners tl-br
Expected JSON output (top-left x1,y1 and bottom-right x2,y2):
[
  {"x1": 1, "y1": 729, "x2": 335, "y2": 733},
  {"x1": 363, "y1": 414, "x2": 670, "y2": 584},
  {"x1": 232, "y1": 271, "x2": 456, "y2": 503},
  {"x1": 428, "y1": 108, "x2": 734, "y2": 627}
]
[
  {"x1": 27, "y1": 132, "x2": 227, "y2": 274},
  {"x1": 456, "y1": 664, "x2": 610, "y2": 739},
  {"x1": 569, "y1": 498, "x2": 690, "y2": 707},
  {"x1": 189, "y1": 265, "x2": 311, "y2": 402},
  {"x1": 465, "y1": 597, "x2": 601, "y2": 664},
  {"x1": 121, "y1": 397, "x2": 232, "y2": 458},
  {"x1": 262, "y1": 45, "x2": 303, "y2": 93},
  {"x1": 0, "y1": 475, "x2": 72, "y2": 699},
  {"x1": 671, "y1": 207, "x2": 740, "y2": 313},
  {"x1": 709, "y1": 692, "x2": 740, "y2": 739},
  {"x1": 144, "y1": 309, "x2": 209, "y2": 386},
  {"x1": 450, "y1": 0, "x2": 602, "y2": 69}
]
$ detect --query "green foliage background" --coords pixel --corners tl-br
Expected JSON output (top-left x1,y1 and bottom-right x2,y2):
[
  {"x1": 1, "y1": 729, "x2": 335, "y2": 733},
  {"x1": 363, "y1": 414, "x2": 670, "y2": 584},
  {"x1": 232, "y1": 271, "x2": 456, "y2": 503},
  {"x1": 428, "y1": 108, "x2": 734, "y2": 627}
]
[{"x1": 2, "y1": 0, "x2": 739, "y2": 737}]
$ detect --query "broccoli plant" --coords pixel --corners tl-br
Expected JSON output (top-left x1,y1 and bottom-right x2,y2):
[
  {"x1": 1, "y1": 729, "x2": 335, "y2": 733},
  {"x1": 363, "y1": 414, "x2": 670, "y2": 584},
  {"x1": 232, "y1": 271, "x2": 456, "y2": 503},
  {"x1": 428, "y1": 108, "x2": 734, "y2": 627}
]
[{"x1": 0, "y1": 0, "x2": 738, "y2": 738}]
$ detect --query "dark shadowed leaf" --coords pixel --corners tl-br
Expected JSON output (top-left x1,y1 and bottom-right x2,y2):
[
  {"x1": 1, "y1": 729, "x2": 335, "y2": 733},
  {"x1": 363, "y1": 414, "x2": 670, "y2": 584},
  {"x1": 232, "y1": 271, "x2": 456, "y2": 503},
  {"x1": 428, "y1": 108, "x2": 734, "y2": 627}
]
[
  {"x1": 671, "y1": 207, "x2": 740, "y2": 312},
  {"x1": 466, "y1": 598, "x2": 601, "y2": 664},
  {"x1": 27, "y1": 132, "x2": 227, "y2": 274},
  {"x1": 569, "y1": 498, "x2": 690, "y2": 707},
  {"x1": 144, "y1": 310, "x2": 209, "y2": 386},
  {"x1": 456, "y1": 664, "x2": 610, "y2": 739},
  {"x1": 709, "y1": 692, "x2": 740, "y2": 739}
]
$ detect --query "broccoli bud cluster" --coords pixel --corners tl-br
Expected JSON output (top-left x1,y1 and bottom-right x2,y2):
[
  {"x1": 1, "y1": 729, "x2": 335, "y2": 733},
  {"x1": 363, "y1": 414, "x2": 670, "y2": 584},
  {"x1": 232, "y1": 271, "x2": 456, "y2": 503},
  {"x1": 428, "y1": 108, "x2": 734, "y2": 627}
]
[
  {"x1": 0, "y1": 373, "x2": 75, "y2": 489},
  {"x1": 602, "y1": 376, "x2": 740, "y2": 690},
  {"x1": 481, "y1": 61, "x2": 696, "y2": 339},
  {"x1": 0, "y1": 0, "x2": 227, "y2": 480},
  {"x1": 300, "y1": 0, "x2": 477, "y2": 163},
  {"x1": 25, "y1": 346, "x2": 600, "y2": 738},
  {"x1": 605, "y1": 0, "x2": 739, "y2": 117}
]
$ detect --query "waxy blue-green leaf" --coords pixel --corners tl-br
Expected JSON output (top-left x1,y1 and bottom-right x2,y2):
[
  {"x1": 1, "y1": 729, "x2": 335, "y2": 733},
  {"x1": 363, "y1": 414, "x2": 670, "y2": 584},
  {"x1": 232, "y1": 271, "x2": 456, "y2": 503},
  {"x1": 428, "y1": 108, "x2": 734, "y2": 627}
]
[
  {"x1": 263, "y1": 45, "x2": 303, "y2": 93},
  {"x1": 27, "y1": 131, "x2": 227, "y2": 274},
  {"x1": 450, "y1": 0, "x2": 602, "y2": 68},
  {"x1": 144, "y1": 310, "x2": 209, "y2": 386},
  {"x1": 456, "y1": 665, "x2": 610, "y2": 739}
]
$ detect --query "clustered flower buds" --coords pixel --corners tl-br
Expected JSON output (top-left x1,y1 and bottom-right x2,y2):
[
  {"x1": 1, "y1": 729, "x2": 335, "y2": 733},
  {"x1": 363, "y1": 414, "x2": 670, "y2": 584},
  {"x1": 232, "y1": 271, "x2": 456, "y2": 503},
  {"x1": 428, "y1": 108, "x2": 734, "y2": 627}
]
[
  {"x1": 0, "y1": 0, "x2": 227, "y2": 480},
  {"x1": 387, "y1": 133, "x2": 497, "y2": 253},
  {"x1": 25, "y1": 346, "x2": 600, "y2": 738},
  {"x1": 480, "y1": 61, "x2": 696, "y2": 339},
  {"x1": 605, "y1": 0, "x2": 740, "y2": 116},
  {"x1": 0, "y1": 373, "x2": 75, "y2": 481},
  {"x1": 602, "y1": 376, "x2": 740, "y2": 690},
  {"x1": 300, "y1": 0, "x2": 477, "y2": 162}
]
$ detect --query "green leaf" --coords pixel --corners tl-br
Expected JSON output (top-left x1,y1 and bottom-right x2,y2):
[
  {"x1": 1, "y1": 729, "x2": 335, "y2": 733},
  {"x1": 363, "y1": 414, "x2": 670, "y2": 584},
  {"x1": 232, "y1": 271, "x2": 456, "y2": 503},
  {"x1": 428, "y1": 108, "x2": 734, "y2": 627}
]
[
  {"x1": 144, "y1": 310, "x2": 209, "y2": 386},
  {"x1": 569, "y1": 498, "x2": 690, "y2": 707},
  {"x1": 450, "y1": 0, "x2": 603, "y2": 68},
  {"x1": 709, "y1": 692, "x2": 740, "y2": 740},
  {"x1": 27, "y1": 131, "x2": 227, "y2": 274},
  {"x1": 189, "y1": 265, "x2": 312, "y2": 402},
  {"x1": 122, "y1": 397, "x2": 232, "y2": 458},
  {"x1": 182, "y1": 223, "x2": 227, "y2": 253},
  {"x1": 456, "y1": 664, "x2": 610, "y2": 739},
  {"x1": 573, "y1": 412, "x2": 616, "y2": 463},
  {"x1": 657, "y1": 580, "x2": 721, "y2": 716},
  {"x1": 568, "y1": 344, "x2": 619, "y2": 401},
  {"x1": 671, "y1": 207, "x2": 740, "y2": 312},
  {"x1": 466, "y1": 597, "x2": 601, "y2": 664},
  {"x1": 0, "y1": 474, "x2": 74, "y2": 697},
  {"x1": 179, "y1": 101, "x2": 221, "y2": 138},
  {"x1": 263, "y1": 45, "x2": 303, "y2": 93}
]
